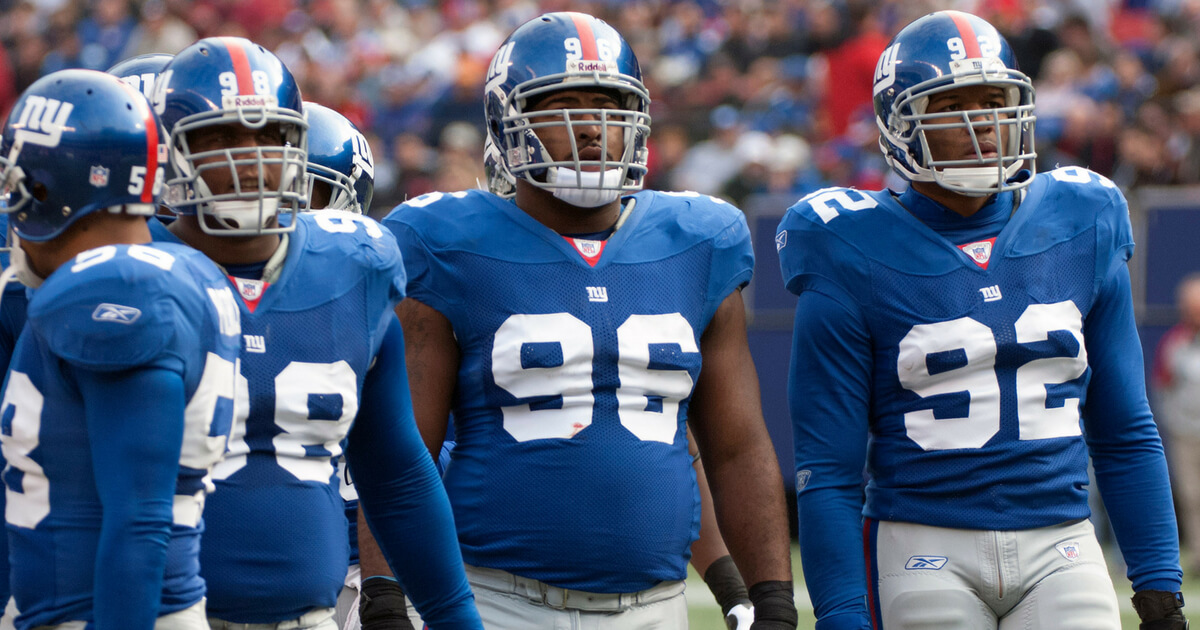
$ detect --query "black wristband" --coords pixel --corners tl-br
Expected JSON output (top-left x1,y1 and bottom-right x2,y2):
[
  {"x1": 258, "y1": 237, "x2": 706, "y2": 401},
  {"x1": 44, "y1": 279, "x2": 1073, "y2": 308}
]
[
  {"x1": 748, "y1": 580, "x2": 798, "y2": 629},
  {"x1": 360, "y1": 577, "x2": 413, "y2": 630},
  {"x1": 703, "y1": 555, "x2": 751, "y2": 616}
]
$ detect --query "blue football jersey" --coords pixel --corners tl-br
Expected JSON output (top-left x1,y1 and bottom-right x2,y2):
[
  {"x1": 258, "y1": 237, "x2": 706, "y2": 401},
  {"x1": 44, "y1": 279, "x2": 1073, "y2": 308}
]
[
  {"x1": 777, "y1": 168, "x2": 1144, "y2": 528},
  {"x1": 153, "y1": 212, "x2": 406, "y2": 623},
  {"x1": 1, "y1": 242, "x2": 240, "y2": 629},
  {"x1": 384, "y1": 189, "x2": 753, "y2": 593}
]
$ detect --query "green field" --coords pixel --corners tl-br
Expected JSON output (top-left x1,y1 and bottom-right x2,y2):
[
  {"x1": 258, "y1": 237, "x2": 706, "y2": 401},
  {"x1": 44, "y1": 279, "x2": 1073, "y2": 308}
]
[{"x1": 684, "y1": 543, "x2": 1198, "y2": 629}]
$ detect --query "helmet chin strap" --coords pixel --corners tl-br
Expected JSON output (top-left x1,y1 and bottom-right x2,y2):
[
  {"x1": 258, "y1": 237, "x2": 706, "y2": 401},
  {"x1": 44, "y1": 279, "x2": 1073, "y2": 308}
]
[
  {"x1": 934, "y1": 162, "x2": 1023, "y2": 197},
  {"x1": 546, "y1": 167, "x2": 624, "y2": 208},
  {"x1": 203, "y1": 198, "x2": 281, "y2": 232},
  {"x1": 7, "y1": 235, "x2": 44, "y2": 289}
]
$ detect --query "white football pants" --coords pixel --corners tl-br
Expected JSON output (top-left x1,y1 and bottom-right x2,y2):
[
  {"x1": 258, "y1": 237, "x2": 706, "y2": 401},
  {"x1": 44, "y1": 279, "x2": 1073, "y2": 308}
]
[{"x1": 869, "y1": 518, "x2": 1120, "y2": 629}]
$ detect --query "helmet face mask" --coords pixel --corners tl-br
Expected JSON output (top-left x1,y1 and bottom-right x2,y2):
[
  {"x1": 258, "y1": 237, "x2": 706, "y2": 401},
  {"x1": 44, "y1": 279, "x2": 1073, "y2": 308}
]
[
  {"x1": 485, "y1": 12, "x2": 651, "y2": 206},
  {"x1": 153, "y1": 37, "x2": 308, "y2": 236},
  {"x1": 874, "y1": 11, "x2": 1036, "y2": 197}
]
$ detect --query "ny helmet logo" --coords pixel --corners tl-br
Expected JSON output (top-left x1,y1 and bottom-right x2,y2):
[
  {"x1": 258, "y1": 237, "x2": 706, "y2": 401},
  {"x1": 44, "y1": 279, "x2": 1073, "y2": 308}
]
[
  {"x1": 873, "y1": 43, "x2": 902, "y2": 96},
  {"x1": 350, "y1": 132, "x2": 374, "y2": 179},
  {"x1": 13, "y1": 96, "x2": 73, "y2": 149}
]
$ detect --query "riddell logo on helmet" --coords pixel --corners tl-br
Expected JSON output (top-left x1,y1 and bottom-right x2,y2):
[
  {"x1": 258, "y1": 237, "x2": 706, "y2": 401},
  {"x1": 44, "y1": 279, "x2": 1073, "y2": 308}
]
[
  {"x1": 222, "y1": 94, "x2": 279, "y2": 109},
  {"x1": 568, "y1": 60, "x2": 616, "y2": 74}
]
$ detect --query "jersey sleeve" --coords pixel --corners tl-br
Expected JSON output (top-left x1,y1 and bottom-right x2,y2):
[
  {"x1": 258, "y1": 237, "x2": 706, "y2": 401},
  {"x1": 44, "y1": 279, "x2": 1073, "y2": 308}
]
[
  {"x1": 305, "y1": 212, "x2": 408, "y2": 357},
  {"x1": 363, "y1": 218, "x2": 407, "y2": 357},
  {"x1": 775, "y1": 190, "x2": 879, "y2": 627},
  {"x1": 646, "y1": 192, "x2": 754, "y2": 328},
  {"x1": 704, "y1": 200, "x2": 754, "y2": 310},
  {"x1": 28, "y1": 253, "x2": 188, "y2": 372},
  {"x1": 1092, "y1": 176, "x2": 1135, "y2": 285},
  {"x1": 358, "y1": 213, "x2": 407, "y2": 308},
  {"x1": 789, "y1": 284, "x2": 874, "y2": 629},
  {"x1": 775, "y1": 191, "x2": 872, "y2": 310},
  {"x1": 79, "y1": 365, "x2": 187, "y2": 630},
  {"x1": 381, "y1": 203, "x2": 454, "y2": 315},
  {"x1": 1082, "y1": 257, "x2": 1183, "y2": 593},
  {"x1": 345, "y1": 318, "x2": 482, "y2": 627}
]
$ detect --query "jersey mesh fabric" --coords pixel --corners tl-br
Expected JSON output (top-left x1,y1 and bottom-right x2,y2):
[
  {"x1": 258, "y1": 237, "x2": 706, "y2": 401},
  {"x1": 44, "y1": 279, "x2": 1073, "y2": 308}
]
[
  {"x1": 387, "y1": 188, "x2": 752, "y2": 593},
  {"x1": 446, "y1": 250, "x2": 706, "y2": 593},
  {"x1": 864, "y1": 238, "x2": 1095, "y2": 527},
  {"x1": 201, "y1": 282, "x2": 368, "y2": 622}
]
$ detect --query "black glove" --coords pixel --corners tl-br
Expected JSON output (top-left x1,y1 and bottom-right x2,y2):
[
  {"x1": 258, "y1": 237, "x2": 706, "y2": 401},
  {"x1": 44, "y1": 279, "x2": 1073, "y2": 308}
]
[
  {"x1": 1132, "y1": 590, "x2": 1189, "y2": 630},
  {"x1": 747, "y1": 580, "x2": 798, "y2": 630},
  {"x1": 703, "y1": 555, "x2": 753, "y2": 629},
  {"x1": 359, "y1": 577, "x2": 416, "y2": 630}
]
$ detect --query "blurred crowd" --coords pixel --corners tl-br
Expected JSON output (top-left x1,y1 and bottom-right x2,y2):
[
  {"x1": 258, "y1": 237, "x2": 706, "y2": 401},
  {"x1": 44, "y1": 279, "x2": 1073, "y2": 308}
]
[{"x1": 1, "y1": 0, "x2": 1199, "y2": 217}]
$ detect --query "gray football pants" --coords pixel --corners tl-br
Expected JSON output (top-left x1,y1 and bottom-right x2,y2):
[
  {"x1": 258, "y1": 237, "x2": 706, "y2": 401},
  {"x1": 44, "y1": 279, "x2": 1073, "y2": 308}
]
[{"x1": 870, "y1": 518, "x2": 1121, "y2": 629}]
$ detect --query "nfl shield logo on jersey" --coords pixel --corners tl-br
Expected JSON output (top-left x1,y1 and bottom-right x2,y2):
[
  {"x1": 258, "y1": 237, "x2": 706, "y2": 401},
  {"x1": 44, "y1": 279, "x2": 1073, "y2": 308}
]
[
  {"x1": 89, "y1": 165, "x2": 109, "y2": 188},
  {"x1": 575, "y1": 239, "x2": 601, "y2": 258},
  {"x1": 1055, "y1": 541, "x2": 1081, "y2": 561},
  {"x1": 958, "y1": 237, "x2": 996, "y2": 269},
  {"x1": 232, "y1": 277, "x2": 265, "y2": 301},
  {"x1": 795, "y1": 469, "x2": 811, "y2": 490}
]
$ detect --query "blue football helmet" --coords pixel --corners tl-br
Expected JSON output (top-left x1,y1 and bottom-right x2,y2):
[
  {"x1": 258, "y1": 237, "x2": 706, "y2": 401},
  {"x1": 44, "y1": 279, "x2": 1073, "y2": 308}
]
[
  {"x1": 0, "y1": 69, "x2": 165, "y2": 241},
  {"x1": 107, "y1": 52, "x2": 174, "y2": 100},
  {"x1": 873, "y1": 10, "x2": 1036, "y2": 196},
  {"x1": 153, "y1": 37, "x2": 307, "y2": 235},
  {"x1": 304, "y1": 102, "x2": 374, "y2": 213},
  {"x1": 484, "y1": 12, "x2": 651, "y2": 205}
]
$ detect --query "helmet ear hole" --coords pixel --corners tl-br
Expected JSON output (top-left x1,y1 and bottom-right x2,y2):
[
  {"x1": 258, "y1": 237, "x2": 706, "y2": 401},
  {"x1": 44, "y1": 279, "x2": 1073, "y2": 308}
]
[
  {"x1": 310, "y1": 180, "x2": 332, "y2": 209},
  {"x1": 30, "y1": 181, "x2": 48, "y2": 202}
]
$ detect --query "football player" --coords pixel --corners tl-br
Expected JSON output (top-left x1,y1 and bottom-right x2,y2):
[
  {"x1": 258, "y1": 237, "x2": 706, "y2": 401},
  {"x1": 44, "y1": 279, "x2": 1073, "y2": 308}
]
[
  {"x1": 372, "y1": 12, "x2": 796, "y2": 630},
  {"x1": 356, "y1": 136, "x2": 757, "y2": 630},
  {"x1": 775, "y1": 10, "x2": 1188, "y2": 630},
  {"x1": 0, "y1": 69, "x2": 241, "y2": 630},
  {"x1": 149, "y1": 37, "x2": 481, "y2": 629}
]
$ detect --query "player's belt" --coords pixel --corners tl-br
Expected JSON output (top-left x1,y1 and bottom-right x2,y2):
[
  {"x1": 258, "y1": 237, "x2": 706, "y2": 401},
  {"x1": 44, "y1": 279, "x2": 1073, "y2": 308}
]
[{"x1": 465, "y1": 564, "x2": 685, "y2": 612}]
